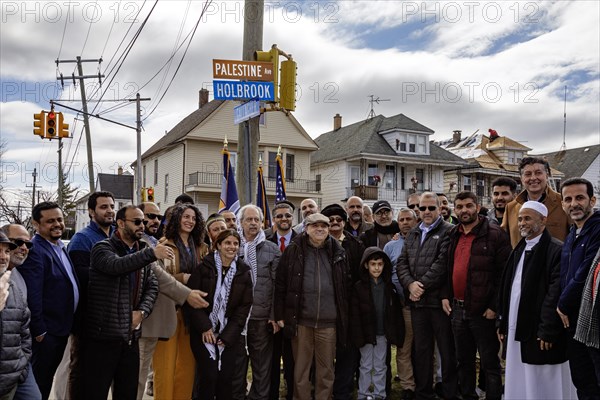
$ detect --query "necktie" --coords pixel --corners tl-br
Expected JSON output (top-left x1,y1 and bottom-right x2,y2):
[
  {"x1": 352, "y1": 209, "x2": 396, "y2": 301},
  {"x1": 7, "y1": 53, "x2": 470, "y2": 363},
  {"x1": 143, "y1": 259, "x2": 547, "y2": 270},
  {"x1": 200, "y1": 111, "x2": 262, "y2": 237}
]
[{"x1": 280, "y1": 236, "x2": 286, "y2": 252}]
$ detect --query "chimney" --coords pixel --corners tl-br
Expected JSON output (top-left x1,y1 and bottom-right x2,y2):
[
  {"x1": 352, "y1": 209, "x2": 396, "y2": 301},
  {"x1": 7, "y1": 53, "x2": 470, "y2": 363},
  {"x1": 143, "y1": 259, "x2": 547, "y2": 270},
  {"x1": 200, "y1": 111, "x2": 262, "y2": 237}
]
[
  {"x1": 117, "y1": 165, "x2": 123, "y2": 175},
  {"x1": 452, "y1": 130, "x2": 462, "y2": 144},
  {"x1": 333, "y1": 113, "x2": 342, "y2": 130},
  {"x1": 199, "y1": 89, "x2": 209, "y2": 108}
]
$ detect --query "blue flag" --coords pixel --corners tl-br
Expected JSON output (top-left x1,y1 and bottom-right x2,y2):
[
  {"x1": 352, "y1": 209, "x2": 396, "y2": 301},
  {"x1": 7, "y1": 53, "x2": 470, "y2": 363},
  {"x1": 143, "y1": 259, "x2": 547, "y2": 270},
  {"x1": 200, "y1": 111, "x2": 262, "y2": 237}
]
[
  {"x1": 257, "y1": 164, "x2": 272, "y2": 229},
  {"x1": 275, "y1": 153, "x2": 287, "y2": 202},
  {"x1": 219, "y1": 148, "x2": 240, "y2": 213}
]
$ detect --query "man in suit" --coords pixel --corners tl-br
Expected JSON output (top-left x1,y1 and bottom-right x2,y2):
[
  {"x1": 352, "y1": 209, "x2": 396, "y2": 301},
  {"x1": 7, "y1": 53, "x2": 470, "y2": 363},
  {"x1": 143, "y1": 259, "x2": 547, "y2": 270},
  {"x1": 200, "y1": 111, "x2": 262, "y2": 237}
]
[
  {"x1": 267, "y1": 200, "x2": 297, "y2": 400},
  {"x1": 19, "y1": 202, "x2": 80, "y2": 400}
]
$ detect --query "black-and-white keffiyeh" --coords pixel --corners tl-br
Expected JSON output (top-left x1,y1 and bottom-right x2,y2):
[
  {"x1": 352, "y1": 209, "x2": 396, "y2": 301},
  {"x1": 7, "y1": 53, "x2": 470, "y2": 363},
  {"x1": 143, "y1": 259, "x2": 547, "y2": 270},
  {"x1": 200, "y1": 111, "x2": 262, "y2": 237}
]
[
  {"x1": 238, "y1": 229, "x2": 266, "y2": 287},
  {"x1": 574, "y1": 251, "x2": 600, "y2": 349},
  {"x1": 206, "y1": 250, "x2": 237, "y2": 369}
]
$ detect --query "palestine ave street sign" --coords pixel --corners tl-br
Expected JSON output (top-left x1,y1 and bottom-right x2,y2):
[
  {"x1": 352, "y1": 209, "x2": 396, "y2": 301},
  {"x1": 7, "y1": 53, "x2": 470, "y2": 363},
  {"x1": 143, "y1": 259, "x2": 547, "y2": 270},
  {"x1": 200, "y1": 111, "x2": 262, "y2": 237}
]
[
  {"x1": 234, "y1": 99, "x2": 261, "y2": 125},
  {"x1": 213, "y1": 59, "x2": 274, "y2": 81},
  {"x1": 213, "y1": 80, "x2": 274, "y2": 101}
]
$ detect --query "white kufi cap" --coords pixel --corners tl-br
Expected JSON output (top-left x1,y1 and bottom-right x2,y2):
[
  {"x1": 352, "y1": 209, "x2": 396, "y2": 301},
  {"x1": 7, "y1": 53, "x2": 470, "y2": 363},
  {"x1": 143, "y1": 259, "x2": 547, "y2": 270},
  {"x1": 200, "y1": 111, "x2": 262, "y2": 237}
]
[{"x1": 520, "y1": 201, "x2": 548, "y2": 217}]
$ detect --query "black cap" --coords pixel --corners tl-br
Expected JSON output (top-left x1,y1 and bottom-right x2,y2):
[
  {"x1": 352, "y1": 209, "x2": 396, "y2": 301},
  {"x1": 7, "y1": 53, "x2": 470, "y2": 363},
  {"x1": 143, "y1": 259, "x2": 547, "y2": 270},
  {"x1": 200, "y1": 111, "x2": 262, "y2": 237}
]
[
  {"x1": 372, "y1": 200, "x2": 392, "y2": 214},
  {"x1": 275, "y1": 199, "x2": 296, "y2": 212},
  {"x1": 321, "y1": 204, "x2": 348, "y2": 221},
  {"x1": 0, "y1": 231, "x2": 17, "y2": 250}
]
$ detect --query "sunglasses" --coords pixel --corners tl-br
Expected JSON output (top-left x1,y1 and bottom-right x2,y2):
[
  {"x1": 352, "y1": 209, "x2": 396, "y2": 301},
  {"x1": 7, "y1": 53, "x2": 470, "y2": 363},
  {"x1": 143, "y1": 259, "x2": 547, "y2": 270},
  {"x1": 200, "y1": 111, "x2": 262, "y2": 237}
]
[
  {"x1": 9, "y1": 238, "x2": 33, "y2": 249},
  {"x1": 329, "y1": 216, "x2": 344, "y2": 223},
  {"x1": 275, "y1": 213, "x2": 293, "y2": 219},
  {"x1": 126, "y1": 219, "x2": 145, "y2": 226},
  {"x1": 145, "y1": 213, "x2": 163, "y2": 220},
  {"x1": 407, "y1": 204, "x2": 419, "y2": 209},
  {"x1": 419, "y1": 206, "x2": 438, "y2": 212}
]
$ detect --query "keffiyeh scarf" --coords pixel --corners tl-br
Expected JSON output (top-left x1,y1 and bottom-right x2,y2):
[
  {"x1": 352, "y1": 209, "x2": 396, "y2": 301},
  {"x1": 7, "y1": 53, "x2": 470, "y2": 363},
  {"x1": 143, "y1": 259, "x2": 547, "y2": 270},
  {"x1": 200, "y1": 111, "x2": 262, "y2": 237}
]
[
  {"x1": 574, "y1": 255, "x2": 600, "y2": 349},
  {"x1": 206, "y1": 251, "x2": 237, "y2": 369}
]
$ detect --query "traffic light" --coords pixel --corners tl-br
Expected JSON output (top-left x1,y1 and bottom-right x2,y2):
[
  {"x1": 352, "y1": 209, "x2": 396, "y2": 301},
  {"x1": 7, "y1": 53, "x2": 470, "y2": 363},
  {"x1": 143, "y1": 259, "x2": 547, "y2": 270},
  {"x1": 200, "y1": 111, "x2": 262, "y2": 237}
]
[
  {"x1": 34, "y1": 111, "x2": 45, "y2": 138},
  {"x1": 147, "y1": 187, "x2": 155, "y2": 202},
  {"x1": 279, "y1": 59, "x2": 297, "y2": 111},
  {"x1": 45, "y1": 111, "x2": 57, "y2": 138},
  {"x1": 58, "y1": 112, "x2": 69, "y2": 138},
  {"x1": 141, "y1": 187, "x2": 147, "y2": 202},
  {"x1": 255, "y1": 45, "x2": 280, "y2": 102}
]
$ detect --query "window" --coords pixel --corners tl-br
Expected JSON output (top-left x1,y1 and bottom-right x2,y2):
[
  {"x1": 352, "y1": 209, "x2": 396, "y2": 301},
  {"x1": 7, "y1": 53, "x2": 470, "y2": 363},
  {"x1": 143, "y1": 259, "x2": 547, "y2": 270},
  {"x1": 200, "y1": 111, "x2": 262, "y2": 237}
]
[
  {"x1": 463, "y1": 175, "x2": 472, "y2": 191},
  {"x1": 229, "y1": 152, "x2": 237, "y2": 177},
  {"x1": 368, "y1": 164, "x2": 378, "y2": 186},
  {"x1": 508, "y1": 151, "x2": 515, "y2": 164},
  {"x1": 418, "y1": 136, "x2": 427, "y2": 154},
  {"x1": 350, "y1": 166, "x2": 360, "y2": 188},
  {"x1": 315, "y1": 174, "x2": 321, "y2": 191},
  {"x1": 164, "y1": 174, "x2": 169, "y2": 201},
  {"x1": 398, "y1": 133, "x2": 407, "y2": 152},
  {"x1": 154, "y1": 160, "x2": 158, "y2": 185},
  {"x1": 384, "y1": 165, "x2": 395, "y2": 189},
  {"x1": 268, "y1": 152, "x2": 277, "y2": 180},
  {"x1": 143, "y1": 165, "x2": 146, "y2": 187},
  {"x1": 286, "y1": 154, "x2": 295, "y2": 182},
  {"x1": 400, "y1": 166, "x2": 406, "y2": 190},
  {"x1": 416, "y1": 168, "x2": 424, "y2": 191}
]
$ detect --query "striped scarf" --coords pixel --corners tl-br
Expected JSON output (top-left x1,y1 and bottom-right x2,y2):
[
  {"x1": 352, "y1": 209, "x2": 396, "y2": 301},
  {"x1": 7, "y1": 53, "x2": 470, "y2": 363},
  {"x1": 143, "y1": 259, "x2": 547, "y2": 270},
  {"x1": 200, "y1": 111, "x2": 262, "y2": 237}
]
[
  {"x1": 206, "y1": 251, "x2": 237, "y2": 369},
  {"x1": 574, "y1": 252, "x2": 600, "y2": 349}
]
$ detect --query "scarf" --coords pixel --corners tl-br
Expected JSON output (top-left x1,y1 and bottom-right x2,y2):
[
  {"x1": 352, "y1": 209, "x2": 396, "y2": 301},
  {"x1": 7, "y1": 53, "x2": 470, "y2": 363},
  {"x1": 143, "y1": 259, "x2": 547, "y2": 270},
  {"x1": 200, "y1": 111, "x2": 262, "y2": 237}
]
[
  {"x1": 374, "y1": 220, "x2": 400, "y2": 235},
  {"x1": 238, "y1": 229, "x2": 266, "y2": 287},
  {"x1": 574, "y1": 253, "x2": 600, "y2": 349},
  {"x1": 175, "y1": 236, "x2": 197, "y2": 274},
  {"x1": 206, "y1": 251, "x2": 237, "y2": 369}
]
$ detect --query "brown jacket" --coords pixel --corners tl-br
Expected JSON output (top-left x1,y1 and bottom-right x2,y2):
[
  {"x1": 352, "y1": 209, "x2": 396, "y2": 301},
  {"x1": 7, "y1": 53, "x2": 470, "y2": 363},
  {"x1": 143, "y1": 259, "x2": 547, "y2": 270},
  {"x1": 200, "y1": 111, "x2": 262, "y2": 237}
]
[{"x1": 501, "y1": 186, "x2": 570, "y2": 248}]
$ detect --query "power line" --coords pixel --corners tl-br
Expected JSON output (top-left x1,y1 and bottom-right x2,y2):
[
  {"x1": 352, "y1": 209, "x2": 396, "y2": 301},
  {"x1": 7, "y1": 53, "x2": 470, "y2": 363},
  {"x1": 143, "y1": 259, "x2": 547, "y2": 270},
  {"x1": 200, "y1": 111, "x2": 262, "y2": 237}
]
[
  {"x1": 143, "y1": 0, "x2": 213, "y2": 121},
  {"x1": 79, "y1": 0, "x2": 99, "y2": 57},
  {"x1": 56, "y1": 0, "x2": 71, "y2": 60}
]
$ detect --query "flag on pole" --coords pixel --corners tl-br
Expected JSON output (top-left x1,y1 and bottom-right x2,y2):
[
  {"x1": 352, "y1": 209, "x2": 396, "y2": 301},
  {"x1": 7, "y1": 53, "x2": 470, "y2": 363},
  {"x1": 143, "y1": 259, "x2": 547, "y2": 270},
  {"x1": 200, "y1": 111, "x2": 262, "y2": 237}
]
[
  {"x1": 275, "y1": 146, "x2": 287, "y2": 202},
  {"x1": 256, "y1": 158, "x2": 272, "y2": 229},
  {"x1": 218, "y1": 139, "x2": 240, "y2": 214}
]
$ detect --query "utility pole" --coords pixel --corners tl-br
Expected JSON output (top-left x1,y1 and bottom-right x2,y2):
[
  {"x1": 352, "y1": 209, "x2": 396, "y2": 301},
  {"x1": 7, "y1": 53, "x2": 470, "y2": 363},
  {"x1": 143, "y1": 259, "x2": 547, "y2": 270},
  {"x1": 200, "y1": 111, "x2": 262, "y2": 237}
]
[
  {"x1": 56, "y1": 57, "x2": 105, "y2": 193},
  {"x1": 237, "y1": 0, "x2": 264, "y2": 205},
  {"x1": 57, "y1": 138, "x2": 63, "y2": 208},
  {"x1": 129, "y1": 93, "x2": 151, "y2": 204},
  {"x1": 29, "y1": 168, "x2": 37, "y2": 211}
]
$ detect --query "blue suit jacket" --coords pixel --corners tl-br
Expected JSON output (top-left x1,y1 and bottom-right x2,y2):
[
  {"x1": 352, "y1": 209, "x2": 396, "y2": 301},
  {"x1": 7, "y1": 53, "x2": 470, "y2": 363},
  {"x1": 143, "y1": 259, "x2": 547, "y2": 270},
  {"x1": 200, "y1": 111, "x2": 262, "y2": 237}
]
[{"x1": 19, "y1": 234, "x2": 79, "y2": 337}]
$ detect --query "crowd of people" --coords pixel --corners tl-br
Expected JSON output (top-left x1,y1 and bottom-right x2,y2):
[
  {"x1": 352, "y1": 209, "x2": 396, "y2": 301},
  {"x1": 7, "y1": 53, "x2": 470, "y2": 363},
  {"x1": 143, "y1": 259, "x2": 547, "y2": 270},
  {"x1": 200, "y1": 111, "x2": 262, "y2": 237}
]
[{"x1": 1, "y1": 155, "x2": 600, "y2": 400}]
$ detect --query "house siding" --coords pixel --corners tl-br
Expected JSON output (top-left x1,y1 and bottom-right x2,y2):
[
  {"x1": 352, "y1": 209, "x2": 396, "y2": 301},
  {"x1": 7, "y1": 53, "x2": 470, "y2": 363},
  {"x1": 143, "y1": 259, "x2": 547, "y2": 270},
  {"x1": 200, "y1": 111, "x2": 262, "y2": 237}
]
[
  {"x1": 311, "y1": 160, "x2": 347, "y2": 207},
  {"x1": 582, "y1": 154, "x2": 600, "y2": 196}
]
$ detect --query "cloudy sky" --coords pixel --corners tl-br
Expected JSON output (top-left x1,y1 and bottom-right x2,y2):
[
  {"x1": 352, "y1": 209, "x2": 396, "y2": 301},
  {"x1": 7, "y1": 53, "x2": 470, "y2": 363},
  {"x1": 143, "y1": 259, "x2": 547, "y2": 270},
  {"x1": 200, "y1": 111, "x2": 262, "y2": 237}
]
[{"x1": 1, "y1": 0, "x2": 599, "y2": 197}]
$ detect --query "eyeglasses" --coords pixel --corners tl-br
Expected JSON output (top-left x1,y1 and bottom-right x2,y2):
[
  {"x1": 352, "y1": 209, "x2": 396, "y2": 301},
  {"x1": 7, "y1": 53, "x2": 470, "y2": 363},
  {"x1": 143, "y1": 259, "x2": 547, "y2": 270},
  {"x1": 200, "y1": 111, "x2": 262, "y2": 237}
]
[
  {"x1": 126, "y1": 219, "x2": 145, "y2": 226},
  {"x1": 407, "y1": 204, "x2": 419, "y2": 209},
  {"x1": 329, "y1": 216, "x2": 344, "y2": 223},
  {"x1": 418, "y1": 206, "x2": 438, "y2": 212},
  {"x1": 275, "y1": 213, "x2": 293, "y2": 219},
  {"x1": 375, "y1": 209, "x2": 391, "y2": 216},
  {"x1": 9, "y1": 238, "x2": 33, "y2": 249},
  {"x1": 145, "y1": 213, "x2": 163, "y2": 220}
]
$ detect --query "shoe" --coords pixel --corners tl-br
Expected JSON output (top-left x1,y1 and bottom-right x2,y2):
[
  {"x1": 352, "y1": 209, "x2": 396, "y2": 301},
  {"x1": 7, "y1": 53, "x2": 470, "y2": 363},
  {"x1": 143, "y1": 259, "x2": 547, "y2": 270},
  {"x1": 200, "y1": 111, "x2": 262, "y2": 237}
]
[
  {"x1": 394, "y1": 375, "x2": 401, "y2": 382},
  {"x1": 145, "y1": 381, "x2": 154, "y2": 397},
  {"x1": 434, "y1": 382, "x2": 444, "y2": 398},
  {"x1": 401, "y1": 389, "x2": 415, "y2": 399}
]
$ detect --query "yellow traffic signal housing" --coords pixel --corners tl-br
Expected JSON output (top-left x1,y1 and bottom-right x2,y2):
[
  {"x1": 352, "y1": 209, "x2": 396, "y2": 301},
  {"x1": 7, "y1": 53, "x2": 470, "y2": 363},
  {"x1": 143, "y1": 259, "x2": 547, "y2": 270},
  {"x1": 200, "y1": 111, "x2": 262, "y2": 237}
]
[
  {"x1": 34, "y1": 111, "x2": 46, "y2": 138},
  {"x1": 58, "y1": 112, "x2": 69, "y2": 138},
  {"x1": 255, "y1": 45, "x2": 280, "y2": 102},
  {"x1": 279, "y1": 60, "x2": 297, "y2": 111},
  {"x1": 147, "y1": 187, "x2": 155, "y2": 202},
  {"x1": 45, "y1": 111, "x2": 57, "y2": 138},
  {"x1": 141, "y1": 187, "x2": 147, "y2": 202}
]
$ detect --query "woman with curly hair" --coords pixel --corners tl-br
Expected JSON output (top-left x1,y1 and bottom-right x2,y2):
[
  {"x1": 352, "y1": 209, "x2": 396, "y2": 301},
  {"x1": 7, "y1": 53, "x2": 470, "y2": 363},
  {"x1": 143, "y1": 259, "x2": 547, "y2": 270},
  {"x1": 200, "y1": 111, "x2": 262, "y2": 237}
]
[{"x1": 153, "y1": 203, "x2": 209, "y2": 400}]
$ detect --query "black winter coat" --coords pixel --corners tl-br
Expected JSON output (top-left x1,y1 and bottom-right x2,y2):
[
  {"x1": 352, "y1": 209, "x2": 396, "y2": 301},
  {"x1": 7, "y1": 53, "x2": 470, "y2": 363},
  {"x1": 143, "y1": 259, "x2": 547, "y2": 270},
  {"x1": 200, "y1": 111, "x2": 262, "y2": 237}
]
[
  {"x1": 341, "y1": 234, "x2": 366, "y2": 285},
  {"x1": 397, "y1": 218, "x2": 453, "y2": 308},
  {"x1": 350, "y1": 247, "x2": 405, "y2": 348},
  {"x1": 359, "y1": 221, "x2": 400, "y2": 249},
  {"x1": 0, "y1": 282, "x2": 30, "y2": 396},
  {"x1": 185, "y1": 252, "x2": 253, "y2": 348},
  {"x1": 497, "y1": 229, "x2": 567, "y2": 364},
  {"x1": 442, "y1": 217, "x2": 511, "y2": 316},
  {"x1": 274, "y1": 234, "x2": 351, "y2": 347},
  {"x1": 87, "y1": 234, "x2": 159, "y2": 342}
]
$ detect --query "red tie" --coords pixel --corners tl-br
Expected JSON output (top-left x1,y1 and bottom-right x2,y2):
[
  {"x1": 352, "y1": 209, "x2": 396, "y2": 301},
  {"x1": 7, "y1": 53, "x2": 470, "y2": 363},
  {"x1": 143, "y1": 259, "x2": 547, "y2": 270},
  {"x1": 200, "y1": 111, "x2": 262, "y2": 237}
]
[{"x1": 280, "y1": 237, "x2": 286, "y2": 252}]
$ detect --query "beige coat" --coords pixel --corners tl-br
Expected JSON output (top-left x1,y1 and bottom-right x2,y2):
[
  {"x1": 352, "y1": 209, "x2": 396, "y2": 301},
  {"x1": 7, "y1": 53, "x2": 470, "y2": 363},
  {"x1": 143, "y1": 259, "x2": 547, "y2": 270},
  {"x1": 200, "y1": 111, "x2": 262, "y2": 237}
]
[{"x1": 501, "y1": 186, "x2": 570, "y2": 248}]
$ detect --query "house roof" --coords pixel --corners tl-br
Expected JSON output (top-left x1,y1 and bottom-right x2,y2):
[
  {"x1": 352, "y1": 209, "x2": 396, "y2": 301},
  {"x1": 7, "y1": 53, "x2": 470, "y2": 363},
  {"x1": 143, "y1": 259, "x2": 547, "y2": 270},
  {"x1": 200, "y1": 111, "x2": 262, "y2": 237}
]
[
  {"x1": 141, "y1": 100, "x2": 225, "y2": 159},
  {"x1": 96, "y1": 173, "x2": 134, "y2": 200},
  {"x1": 537, "y1": 144, "x2": 600, "y2": 179},
  {"x1": 312, "y1": 114, "x2": 464, "y2": 166}
]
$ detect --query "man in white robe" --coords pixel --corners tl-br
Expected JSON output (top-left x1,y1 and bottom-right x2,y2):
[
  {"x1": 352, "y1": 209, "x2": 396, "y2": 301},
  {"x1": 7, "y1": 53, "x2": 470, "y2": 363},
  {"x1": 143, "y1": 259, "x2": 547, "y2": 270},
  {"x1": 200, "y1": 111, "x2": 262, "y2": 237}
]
[{"x1": 497, "y1": 201, "x2": 575, "y2": 399}]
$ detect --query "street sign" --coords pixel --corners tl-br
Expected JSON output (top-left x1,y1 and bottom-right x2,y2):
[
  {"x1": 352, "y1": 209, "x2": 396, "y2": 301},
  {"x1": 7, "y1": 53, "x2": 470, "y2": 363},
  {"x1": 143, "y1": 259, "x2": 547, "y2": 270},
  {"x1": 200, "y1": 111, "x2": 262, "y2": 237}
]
[
  {"x1": 213, "y1": 59, "x2": 274, "y2": 81},
  {"x1": 234, "y1": 99, "x2": 261, "y2": 125},
  {"x1": 213, "y1": 80, "x2": 274, "y2": 101}
]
